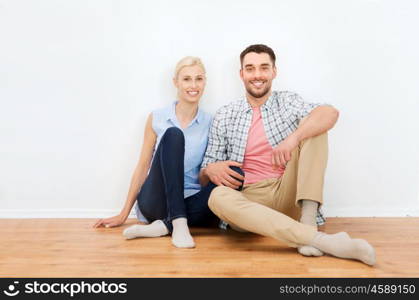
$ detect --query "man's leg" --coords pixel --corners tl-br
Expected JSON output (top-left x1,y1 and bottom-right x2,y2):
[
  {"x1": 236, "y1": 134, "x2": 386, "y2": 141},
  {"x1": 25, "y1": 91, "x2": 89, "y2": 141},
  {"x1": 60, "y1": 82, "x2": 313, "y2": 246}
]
[
  {"x1": 275, "y1": 132, "x2": 328, "y2": 256},
  {"x1": 209, "y1": 185, "x2": 375, "y2": 265},
  {"x1": 277, "y1": 131, "x2": 376, "y2": 264},
  {"x1": 208, "y1": 185, "x2": 318, "y2": 247}
]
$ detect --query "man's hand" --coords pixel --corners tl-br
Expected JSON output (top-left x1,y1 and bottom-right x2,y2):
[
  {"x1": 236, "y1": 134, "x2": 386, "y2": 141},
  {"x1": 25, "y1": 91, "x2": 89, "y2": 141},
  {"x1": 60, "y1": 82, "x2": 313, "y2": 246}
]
[
  {"x1": 205, "y1": 161, "x2": 244, "y2": 189},
  {"x1": 272, "y1": 134, "x2": 299, "y2": 169},
  {"x1": 93, "y1": 214, "x2": 127, "y2": 228}
]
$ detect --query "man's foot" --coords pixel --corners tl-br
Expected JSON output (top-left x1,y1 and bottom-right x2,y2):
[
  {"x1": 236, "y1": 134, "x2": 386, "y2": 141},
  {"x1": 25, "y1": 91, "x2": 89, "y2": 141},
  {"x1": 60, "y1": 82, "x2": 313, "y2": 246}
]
[
  {"x1": 310, "y1": 232, "x2": 376, "y2": 266},
  {"x1": 123, "y1": 220, "x2": 169, "y2": 239},
  {"x1": 171, "y1": 217, "x2": 195, "y2": 248},
  {"x1": 298, "y1": 245, "x2": 324, "y2": 257},
  {"x1": 298, "y1": 200, "x2": 324, "y2": 257}
]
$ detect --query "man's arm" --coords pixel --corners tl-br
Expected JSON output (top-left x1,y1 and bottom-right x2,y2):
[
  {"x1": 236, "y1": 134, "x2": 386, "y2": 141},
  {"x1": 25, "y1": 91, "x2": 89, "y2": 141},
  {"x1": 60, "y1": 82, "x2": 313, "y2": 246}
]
[
  {"x1": 199, "y1": 107, "x2": 244, "y2": 189},
  {"x1": 272, "y1": 105, "x2": 339, "y2": 169},
  {"x1": 200, "y1": 161, "x2": 243, "y2": 188},
  {"x1": 293, "y1": 105, "x2": 339, "y2": 142}
]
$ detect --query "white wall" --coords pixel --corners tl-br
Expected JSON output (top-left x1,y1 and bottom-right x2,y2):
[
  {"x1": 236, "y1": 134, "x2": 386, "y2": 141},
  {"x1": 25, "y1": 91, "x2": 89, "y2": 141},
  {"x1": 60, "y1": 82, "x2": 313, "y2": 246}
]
[{"x1": 1, "y1": 0, "x2": 418, "y2": 218}]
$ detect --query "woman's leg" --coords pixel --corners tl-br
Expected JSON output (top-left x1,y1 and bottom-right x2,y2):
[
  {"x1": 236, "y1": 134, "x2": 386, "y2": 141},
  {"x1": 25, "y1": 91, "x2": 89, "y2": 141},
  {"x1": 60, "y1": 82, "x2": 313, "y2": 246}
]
[
  {"x1": 123, "y1": 127, "x2": 194, "y2": 247},
  {"x1": 137, "y1": 127, "x2": 186, "y2": 228},
  {"x1": 185, "y1": 167, "x2": 245, "y2": 227}
]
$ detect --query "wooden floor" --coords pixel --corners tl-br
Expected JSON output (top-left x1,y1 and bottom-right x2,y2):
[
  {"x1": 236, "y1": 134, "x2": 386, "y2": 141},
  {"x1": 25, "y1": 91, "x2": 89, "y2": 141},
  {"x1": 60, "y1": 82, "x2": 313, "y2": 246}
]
[{"x1": 0, "y1": 218, "x2": 418, "y2": 277}]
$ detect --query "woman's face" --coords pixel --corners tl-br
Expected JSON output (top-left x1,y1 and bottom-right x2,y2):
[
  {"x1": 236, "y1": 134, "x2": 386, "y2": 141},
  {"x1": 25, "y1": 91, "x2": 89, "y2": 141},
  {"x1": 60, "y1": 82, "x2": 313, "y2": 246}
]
[{"x1": 174, "y1": 65, "x2": 206, "y2": 104}]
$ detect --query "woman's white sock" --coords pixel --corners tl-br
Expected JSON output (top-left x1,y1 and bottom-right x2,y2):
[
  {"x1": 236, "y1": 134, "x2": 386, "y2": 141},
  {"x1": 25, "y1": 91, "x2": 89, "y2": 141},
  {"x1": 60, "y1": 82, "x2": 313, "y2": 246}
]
[
  {"x1": 123, "y1": 220, "x2": 169, "y2": 239},
  {"x1": 171, "y1": 217, "x2": 195, "y2": 248}
]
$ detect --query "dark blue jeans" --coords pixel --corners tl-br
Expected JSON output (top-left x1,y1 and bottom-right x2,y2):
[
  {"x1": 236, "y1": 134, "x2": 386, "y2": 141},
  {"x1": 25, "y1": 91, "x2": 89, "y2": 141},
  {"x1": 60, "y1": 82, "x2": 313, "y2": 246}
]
[{"x1": 136, "y1": 127, "x2": 244, "y2": 233}]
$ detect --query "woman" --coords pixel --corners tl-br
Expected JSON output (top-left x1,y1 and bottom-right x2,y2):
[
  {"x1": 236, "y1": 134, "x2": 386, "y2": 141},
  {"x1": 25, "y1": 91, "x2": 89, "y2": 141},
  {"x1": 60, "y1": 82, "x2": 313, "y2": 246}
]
[{"x1": 93, "y1": 57, "x2": 229, "y2": 248}]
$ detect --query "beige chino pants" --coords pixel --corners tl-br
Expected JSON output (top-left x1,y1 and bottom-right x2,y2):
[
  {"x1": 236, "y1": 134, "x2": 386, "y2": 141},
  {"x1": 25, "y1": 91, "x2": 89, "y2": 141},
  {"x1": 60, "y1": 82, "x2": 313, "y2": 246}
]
[{"x1": 208, "y1": 132, "x2": 328, "y2": 247}]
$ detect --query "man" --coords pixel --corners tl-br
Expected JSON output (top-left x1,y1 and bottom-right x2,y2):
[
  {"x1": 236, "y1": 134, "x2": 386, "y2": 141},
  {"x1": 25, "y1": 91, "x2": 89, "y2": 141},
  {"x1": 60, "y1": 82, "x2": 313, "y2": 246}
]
[{"x1": 200, "y1": 44, "x2": 375, "y2": 265}]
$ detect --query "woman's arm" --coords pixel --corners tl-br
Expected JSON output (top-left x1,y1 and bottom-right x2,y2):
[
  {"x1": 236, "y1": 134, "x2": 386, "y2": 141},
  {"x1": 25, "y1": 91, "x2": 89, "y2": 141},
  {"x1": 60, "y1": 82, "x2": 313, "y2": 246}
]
[
  {"x1": 198, "y1": 168, "x2": 210, "y2": 187},
  {"x1": 93, "y1": 114, "x2": 157, "y2": 228}
]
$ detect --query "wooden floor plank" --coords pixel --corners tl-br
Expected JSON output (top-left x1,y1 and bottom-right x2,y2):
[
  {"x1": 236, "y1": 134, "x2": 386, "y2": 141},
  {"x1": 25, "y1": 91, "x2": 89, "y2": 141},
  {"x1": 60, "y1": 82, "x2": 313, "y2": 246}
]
[{"x1": 0, "y1": 218, "x2": 418, "y2": 277}]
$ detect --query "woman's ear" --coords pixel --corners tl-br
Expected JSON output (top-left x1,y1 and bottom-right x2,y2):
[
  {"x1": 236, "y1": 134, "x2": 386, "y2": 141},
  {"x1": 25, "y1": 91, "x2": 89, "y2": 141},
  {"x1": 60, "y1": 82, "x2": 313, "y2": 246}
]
[{"x1": 173, "y1": 77, "x2": 178, "y2": 88}]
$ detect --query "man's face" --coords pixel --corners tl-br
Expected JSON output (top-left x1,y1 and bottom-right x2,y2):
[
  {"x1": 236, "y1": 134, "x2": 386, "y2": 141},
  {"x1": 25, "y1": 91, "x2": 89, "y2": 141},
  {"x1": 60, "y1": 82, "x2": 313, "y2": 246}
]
[{"x1": 240, "y1": 52, "x2": 277, "y2": 99}]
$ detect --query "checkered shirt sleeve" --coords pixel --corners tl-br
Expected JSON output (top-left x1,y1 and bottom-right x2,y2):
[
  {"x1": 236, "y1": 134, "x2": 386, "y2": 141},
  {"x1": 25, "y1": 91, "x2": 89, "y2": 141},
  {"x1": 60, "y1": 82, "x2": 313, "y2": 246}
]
[
  {"x1": 201, "y1": 106, "x2": 228, "y2": 168},
  {"x1": 285, "y1": 92, "x2": 326, "y2": 121}
]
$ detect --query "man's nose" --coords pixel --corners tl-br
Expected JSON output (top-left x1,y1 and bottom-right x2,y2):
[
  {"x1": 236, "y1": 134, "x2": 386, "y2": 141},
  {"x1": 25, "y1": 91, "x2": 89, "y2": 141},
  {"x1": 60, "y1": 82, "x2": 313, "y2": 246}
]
[{"x1": 254, "y1": 69, "x2": 262, "y2": 78}]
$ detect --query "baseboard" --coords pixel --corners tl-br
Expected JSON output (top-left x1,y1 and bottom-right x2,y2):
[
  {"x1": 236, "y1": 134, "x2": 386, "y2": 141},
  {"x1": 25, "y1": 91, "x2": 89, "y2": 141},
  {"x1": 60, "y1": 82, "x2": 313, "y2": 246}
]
[
  {"x1": 324, "y1": 206, "x2": 419, "y2": 217},
  {"x1": 0, "y1": 209, "x2": 137, "y2": 218},
  {"x1": 0, "y1": 208, "x2": 418, "y2": 218}
]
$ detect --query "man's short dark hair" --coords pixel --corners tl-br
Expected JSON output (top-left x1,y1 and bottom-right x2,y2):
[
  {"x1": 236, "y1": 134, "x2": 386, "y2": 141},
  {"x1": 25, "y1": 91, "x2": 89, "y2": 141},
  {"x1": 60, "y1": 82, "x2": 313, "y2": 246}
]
[{"x1": 240, "y1": 44, "x2": 276, "y2": 67}]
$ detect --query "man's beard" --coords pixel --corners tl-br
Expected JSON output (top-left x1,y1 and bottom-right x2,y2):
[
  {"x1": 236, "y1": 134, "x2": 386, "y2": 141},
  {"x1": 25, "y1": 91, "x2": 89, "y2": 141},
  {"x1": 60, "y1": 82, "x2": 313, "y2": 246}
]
[{"x1": 245, "y1": 83, "x2": 271, "y2": 99}]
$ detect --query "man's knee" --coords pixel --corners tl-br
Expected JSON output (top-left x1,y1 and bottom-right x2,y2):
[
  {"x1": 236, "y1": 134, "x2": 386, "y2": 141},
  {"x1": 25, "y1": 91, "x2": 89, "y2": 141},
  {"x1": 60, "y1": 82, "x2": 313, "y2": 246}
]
[
  {"x1": 299, "y1": 116, "x2": 309, "y2": 127},
  {"x1": 298, "y1": 117, "x2": 329, "y2": 143},
  {"x1": 208, "y1": 186, "x2": 231, "y2": 211}
]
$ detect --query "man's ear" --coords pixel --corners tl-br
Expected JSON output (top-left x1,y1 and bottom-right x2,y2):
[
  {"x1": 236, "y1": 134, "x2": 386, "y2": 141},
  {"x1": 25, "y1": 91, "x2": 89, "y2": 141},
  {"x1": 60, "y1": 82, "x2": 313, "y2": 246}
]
[
  {"x1": 273, "y1": 66, "x2": 278, "y2": 79},
  {"x1": 239, "y1": 68, "x2": 243, "y2": 81}
]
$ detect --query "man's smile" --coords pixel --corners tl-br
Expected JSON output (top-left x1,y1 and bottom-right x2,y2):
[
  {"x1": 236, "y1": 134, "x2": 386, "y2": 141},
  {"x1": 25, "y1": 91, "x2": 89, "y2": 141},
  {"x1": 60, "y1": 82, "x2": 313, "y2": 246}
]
[{"x1": 250, "y1": 80, "x2": 266, "y2": 88}]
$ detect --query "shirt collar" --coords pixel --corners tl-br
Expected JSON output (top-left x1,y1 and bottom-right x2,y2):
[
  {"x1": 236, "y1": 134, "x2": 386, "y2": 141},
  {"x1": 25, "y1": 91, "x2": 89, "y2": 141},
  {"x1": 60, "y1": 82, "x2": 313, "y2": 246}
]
[
  {"x1": 262, "y1": 91, "x2": 276, "y2": 111},
  {"x1": 240, "y1": 97, "x2": 253, "y2": 113},
  {"x1": 241, "y1": 91, "x2": 277, "y2": 113},
  {"x1": 167, "y1": 101, "x2": 203, "y2": 125}
]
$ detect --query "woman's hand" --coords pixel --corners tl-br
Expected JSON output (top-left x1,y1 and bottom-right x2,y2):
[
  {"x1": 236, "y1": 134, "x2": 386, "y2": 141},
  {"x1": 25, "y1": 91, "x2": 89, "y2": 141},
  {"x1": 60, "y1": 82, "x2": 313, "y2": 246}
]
[{"x1": 93, "y1": 214, "x2": 127, "y2": 228}]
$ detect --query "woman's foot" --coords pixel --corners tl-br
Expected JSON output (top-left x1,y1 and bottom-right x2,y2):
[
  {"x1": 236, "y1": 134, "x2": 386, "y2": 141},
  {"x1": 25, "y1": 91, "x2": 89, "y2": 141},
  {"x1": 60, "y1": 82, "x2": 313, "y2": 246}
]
[
  {"x1": 171, "y1": 217, "x2": 195, "y2": 248},
  {"x1": 309, "y1": 232, "x2": 376, "y2": 265},
  {"x1": 123, "y1": 220, "x2": 169, "y2": 239}
]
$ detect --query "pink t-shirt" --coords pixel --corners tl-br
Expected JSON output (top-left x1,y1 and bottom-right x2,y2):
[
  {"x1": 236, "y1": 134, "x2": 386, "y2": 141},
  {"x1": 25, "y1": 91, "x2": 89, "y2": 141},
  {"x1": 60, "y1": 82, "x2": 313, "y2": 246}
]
[{"x1": 242, "y1": 106, "x2": 285, "y2": 185}]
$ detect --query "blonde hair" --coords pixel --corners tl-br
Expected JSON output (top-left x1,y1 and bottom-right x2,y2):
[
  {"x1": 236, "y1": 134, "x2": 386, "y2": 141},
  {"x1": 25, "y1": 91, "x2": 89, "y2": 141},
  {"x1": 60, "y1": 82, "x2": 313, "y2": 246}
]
[{"x1": 174, "y1": 56, "x2": 206, "y2": 79}]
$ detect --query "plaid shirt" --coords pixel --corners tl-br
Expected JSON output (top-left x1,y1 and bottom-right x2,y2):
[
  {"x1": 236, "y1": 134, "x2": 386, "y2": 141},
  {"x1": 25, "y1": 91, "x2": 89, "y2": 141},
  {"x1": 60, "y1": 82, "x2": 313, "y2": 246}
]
[{"x1": 202, "y1": 90, "x2": 326, "y2": 228}]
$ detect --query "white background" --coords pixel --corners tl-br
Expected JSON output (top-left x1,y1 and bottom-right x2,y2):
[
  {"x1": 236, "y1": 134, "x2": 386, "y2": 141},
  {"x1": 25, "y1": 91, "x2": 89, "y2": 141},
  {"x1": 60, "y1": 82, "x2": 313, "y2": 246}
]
[{"x1": 1, "y1": 0, "x2": 418, "y2": 218}]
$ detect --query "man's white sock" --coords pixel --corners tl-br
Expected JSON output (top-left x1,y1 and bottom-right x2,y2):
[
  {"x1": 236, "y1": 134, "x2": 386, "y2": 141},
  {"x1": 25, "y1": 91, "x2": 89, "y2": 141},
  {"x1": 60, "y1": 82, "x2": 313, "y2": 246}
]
[
  {"x1": 310, "y1": 232, "x2": 376, "y2": 265},
  {"x1": 298, "y1": 199, "x2": 324, "y2": 257}
]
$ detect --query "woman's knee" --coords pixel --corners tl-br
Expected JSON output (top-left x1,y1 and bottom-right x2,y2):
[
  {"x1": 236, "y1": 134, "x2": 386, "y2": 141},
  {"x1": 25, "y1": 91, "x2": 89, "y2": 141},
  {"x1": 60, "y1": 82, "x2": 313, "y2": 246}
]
[{"x1": 161, "y1": 127, "x2": 184, "y2": 145}]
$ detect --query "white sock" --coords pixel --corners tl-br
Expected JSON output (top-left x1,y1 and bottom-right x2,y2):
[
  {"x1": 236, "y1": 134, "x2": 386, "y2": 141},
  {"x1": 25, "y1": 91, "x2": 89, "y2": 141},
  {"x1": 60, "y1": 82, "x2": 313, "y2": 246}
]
[
  {"x1": 310, "y1": 232, "x2": 376, "y2": 266},
  {"x1": 298, "y1": 200, "x2": 324, "y2": 257},
  {"x1": 123, "y1": 220, "x2": 168, "y2": 240},
  {"x1": 171, "y1": 217, "x2": 195, "y2": 248}
]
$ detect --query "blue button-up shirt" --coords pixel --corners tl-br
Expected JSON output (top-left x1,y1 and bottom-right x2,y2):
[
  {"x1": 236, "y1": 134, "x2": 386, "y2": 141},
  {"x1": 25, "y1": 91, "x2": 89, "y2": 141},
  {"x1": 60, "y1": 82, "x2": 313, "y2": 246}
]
[
  {"x1": 135, "y1": 102, "x2": 212, "y2": 223},
  {"x1": 152, "y1": 101, "x2": 212, "y2": 198}
]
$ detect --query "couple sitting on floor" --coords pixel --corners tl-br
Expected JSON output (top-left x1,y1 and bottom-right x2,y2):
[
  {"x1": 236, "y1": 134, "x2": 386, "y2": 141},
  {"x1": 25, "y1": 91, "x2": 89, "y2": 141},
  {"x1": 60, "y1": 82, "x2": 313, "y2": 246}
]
[{"x1": 94, "y1": 44, "x2": 376, "y2": 266}]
